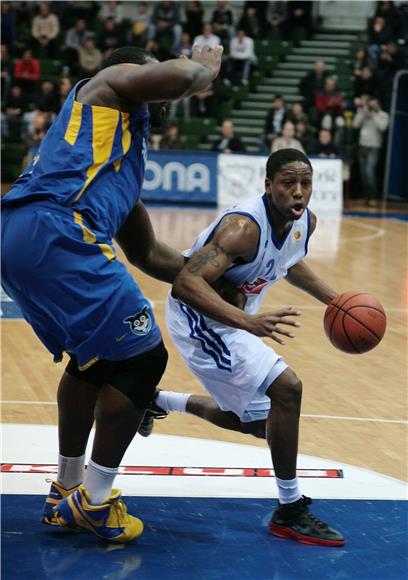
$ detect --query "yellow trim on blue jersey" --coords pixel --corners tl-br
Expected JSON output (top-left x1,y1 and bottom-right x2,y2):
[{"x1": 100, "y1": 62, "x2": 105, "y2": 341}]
[
  {"x1": 121, "y1": 112, "x2": 131, "y2": 155},
  {"x1": 73, "y1": 107, "x2": 120, "y2": 202},
  {"x1": 78, "y1": 356, "x2": 100, "y2": 371},
  {"x1": 64, "y1": 101, "x2": 83, "y2": 145},
  {"x1": 73, "y1": 211, "x2": 116, "y2": 261}
]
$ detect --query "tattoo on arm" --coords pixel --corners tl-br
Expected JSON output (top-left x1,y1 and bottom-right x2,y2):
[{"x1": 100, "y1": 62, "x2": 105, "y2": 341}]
[{"x1": 187, "y1": 247, "x2": 225, "y2": 274}]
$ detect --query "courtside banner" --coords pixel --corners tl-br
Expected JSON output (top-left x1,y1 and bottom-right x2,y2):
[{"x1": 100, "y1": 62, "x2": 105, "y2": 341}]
[
  {"x1": 217, "y1": 154, "x2": 343, "y2": 213},
  {"x1": 142, "y1": 150, "x2": 217, "y2": 204}
]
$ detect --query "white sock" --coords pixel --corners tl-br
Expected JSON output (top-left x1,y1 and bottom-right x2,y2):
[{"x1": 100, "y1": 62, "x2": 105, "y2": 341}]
[
  {"x1": 156, "y1": 391, "x2": 190, "y2": 413},
  {"x1": 83, "y1": 459, "x2": 118, "y2": 504},
  {"x1": 276, "y1": 476, "x2": 301, "y2": 505},
  {"x1": 57, "y1": 454, "x2": 85, "y2": 490}
]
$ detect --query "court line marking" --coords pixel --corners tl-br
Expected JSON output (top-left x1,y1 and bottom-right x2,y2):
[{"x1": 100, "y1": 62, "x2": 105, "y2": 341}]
[
  {"x1": 339, "y1": 219, "x2": 385, "y2": 243},
  {"x1": 1, "y1": 400, "x2": 407, "y2": 424}
]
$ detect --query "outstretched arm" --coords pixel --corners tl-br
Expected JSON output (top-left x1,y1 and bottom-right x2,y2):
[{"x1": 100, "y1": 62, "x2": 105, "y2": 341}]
[
  {"x1": 116, "y1": 201, "x2": 185, "y2": 284},
  {"x1": 285, "y1": 212, "x2": 338, "y2": 304},
  {"x1": 78, "y1": 45, "x2": 223, "y2": 109}
]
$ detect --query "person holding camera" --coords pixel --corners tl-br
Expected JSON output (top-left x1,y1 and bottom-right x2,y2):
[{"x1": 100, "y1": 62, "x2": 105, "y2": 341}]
[{"x1": 353, "y1": 97, "x2": 389, "y2": 205}]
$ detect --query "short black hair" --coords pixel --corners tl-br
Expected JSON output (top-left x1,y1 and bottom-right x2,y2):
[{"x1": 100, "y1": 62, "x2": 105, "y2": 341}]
[
  {"x1": 266, "y1": 149, "x2": 312, "y2": 180},
  {"x1": 102, "y1": 46, "x2": 154, "y2": 68}
]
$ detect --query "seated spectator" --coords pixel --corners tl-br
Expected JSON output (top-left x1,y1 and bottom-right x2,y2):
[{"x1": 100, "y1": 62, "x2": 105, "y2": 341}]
[
  {"x1": 64, "y1": 19, "x2": 90, "y2": 73},
  {"x1": 352, "y1": 97, "x2": 389, "y2": 204},
  {"x1": 58, "y1": 76, "x2": 73, "y2": 109},
  {"x1": 1, "y1": 2, "x2": 16, "y2": 51},
  {"x1": 78, "y1": 37, "x2": 103, "y2": 78},
  {"x1": 226, "y1": 30, "x2": 255, "y2": 85},
  {"x1": 261, "y1": 95, "x2": 288, "y2": 152},
  {"x1": 352, "y1": 47, "x2": 369, "y2": 78},
  {"x1": 184, "y1": 1, "x2": 204, "y2": 40},
  {"x1": 14, "y1": 49, "x2": 41, "y2": 95},
  {"x1": 375, "y1": 1, "x2": 399, "y2": 34},
  {"x1": 176, "y1": 32, "x2": 193, "y2": 58},
  {"x1": 1, "y1": 44, "x2": 13, "y2": 103},
  {"x1": 22, "y1": 110, "x2": 51, "y2": 165},
  {"x1": 312, "y1": 129, "x2": 340, "y2": 158},
  {"x1": 190, "y1": 80, "x2": 219, "y2": 117},
  {"x1": 99, "y1": 0, "x2": 124, "y2": 24},
  {"x1": 271, "y1": 120, "x2": 305, "y2": 153},
  {"x1": 287, "y1": 102, "x2": 308, "y2": 126},
  {"x1": 238, "y1": 5, "x2": 261, "y2": 39},
  {"x1": 130, "y1": 2, "x2": 152, "y2": 47},
  {"x1": 160, "y1": 125, "x2": 185, "y2": 150},
  {"x1": 315, "y1": 77, "x2": 344, "y2": 132},
  {"x1": 367, "y1": 16, "x2": 393, "y2": 68},
  {"x1": 295, "y1": 120, "x2": 317, "y2": 154},
  {"x1": 34, "y1": 80, "x2": 59, "y2": 114},
  {"x1": 378, "y1": 41, "x2": 404, "y2": 81},
  {"x1": 150, "y1": 1, "x2": 182, "y2": 52},
  {"x1": 211, "y1": 0, "x2": 235, "y2": 42},
  {"x1": 299, "y1": 60, "x2": 329, "y2": 112},
  {"x1": 354, "y1": 66, "x2": 379, "y2": 99},
  {"x1": 68, "y1": 1, "x2": 99, "y2": 23},
  {"x1": 194, "y1": 23, "x2": 221, "y2": 49},
  {"x1": 265, "y1": 1, "x2": 287, "y2": 38},
  {"x1": 2, "y1": 85, "x2": 27, "y2": 140},
  {"x1": 286, "y1": 1, "x2": 313, "y2": 40},
  {"x1": 212, "y1": 119, "x2": 246, "y2": 153},
  {"x1": 98, "y1": 17, "x2": 125, "y2": 53},
  {"x1": 31, "y1": 2, "x2": 60, "y2": 57}
]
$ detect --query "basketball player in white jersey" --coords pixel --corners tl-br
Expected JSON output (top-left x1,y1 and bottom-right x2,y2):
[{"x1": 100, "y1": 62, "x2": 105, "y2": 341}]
[{"x1": 142, "y1": 149, "x2": 345, "y2": 547}]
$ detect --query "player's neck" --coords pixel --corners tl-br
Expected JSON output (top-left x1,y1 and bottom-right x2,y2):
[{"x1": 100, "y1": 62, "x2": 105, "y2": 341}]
[{"x1": 266, "y1": 197, "x2": 294, "y2": 243}]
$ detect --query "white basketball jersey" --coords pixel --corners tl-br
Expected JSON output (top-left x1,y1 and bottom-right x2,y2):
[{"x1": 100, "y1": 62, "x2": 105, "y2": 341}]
[{"x1": 185, "y1": 194, "x2": 311, "y2": 314}]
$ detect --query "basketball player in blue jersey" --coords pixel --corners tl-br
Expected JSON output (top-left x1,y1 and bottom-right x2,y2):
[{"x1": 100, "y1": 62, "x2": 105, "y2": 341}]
[
  {"x1": 142, "y1": 149, "x2": 346, "y2": 547},
  {"x1": 1, "y1": 45, "x2": 235, "y2": 543}
]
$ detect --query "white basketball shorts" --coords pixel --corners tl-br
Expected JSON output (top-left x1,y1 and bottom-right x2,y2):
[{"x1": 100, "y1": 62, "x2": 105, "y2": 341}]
[{"x1": 166, "y1": 294, "x2": 288, "y2": 422}]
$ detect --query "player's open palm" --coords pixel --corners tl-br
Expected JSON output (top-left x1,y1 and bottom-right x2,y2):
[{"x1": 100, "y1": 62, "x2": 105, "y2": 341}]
[
  {"x1": 191, "y1": 44, "x2": 223, "y2": 78},
  {"x1": 246, "y1": 308, "x2": 301, "y2": 344}
]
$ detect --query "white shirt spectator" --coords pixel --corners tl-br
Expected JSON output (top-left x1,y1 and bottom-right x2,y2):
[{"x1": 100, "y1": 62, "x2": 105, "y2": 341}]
[
  {"x1": 32, "y1": 12, "x2": 60, "y2": 41},
  {"x1": 193, "y1": 32, "x2": 221, "y2": 49},
  {"x1": 353, "y1": 105, "x2": 389, "y2": 148},
  {"x1": 229, "y1": 35, "x2": 255, "y2": 61}
]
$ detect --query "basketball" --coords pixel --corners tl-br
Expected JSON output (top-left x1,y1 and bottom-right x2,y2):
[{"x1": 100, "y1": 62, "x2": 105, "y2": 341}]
[{"x1": 324, "y1": 291, "x2": 387, "y2": 354}]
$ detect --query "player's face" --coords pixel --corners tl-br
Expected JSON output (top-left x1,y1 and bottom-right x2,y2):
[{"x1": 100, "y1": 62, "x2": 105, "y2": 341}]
[{"x1": 266, "y1": 161, "x2": 313, "y2": 221}]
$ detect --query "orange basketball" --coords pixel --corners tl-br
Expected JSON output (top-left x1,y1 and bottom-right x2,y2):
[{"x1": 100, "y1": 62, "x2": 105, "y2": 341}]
[{"x1": 324, "y1": 291, "x2": 387, "y2": 354}]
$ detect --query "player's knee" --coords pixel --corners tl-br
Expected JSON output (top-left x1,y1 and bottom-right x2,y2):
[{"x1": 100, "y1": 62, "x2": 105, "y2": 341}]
[
  {"x1": 241, "y1": 420, "x2": 267, "y2": 439},
  {"x1": 267, "y1": 368, "x2": 302, "y2": 408}
]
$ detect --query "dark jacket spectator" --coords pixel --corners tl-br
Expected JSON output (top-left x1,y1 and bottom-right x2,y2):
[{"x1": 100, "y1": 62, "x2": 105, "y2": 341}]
[
  {"x1": 211, "y1": 1, "x2": 235, "y2": 41},
  {"x1": 286, "y1": 1, "x2": 313, "y2": 36},
  {"x1": 352, "y1": 47, "x2": 369, "y2": 77},
  {"x1": 160, "y1": 125, "x2": 185, "y2": 150},
  {"x1": 311, "y1": 129, "x2": 340, "y2": 158},
  {"x1": 34, "y1": 80, "x2": 59, "y2": 113},
  {"x1": 1, "y1": 2, "x2": 16, "y2": 50},
  {"x1": 212, "y1": 120, "x2": 246, "y2": 153},
  {"x1": 98, "y1": 17, "x2": 125, "y2": 52},
  {"x1": 299, "y1": 60, "x2": 329, "y2": 111},
  {"x1": 176, "y1": 32, "x2": 193, "y2": 58},
  {"x1": 354, "y1": 67, "x2": 378, "y2": 98},
  {"x1": 4, "y1": 85, "x2": 27, "y2": 116},
  {"x1": 262, "y1": 95, "x2": 288, "y2": 151},
  {"x1": 1, "y1": 44, "x2": 13, "y2": 101},
  {"x1": 238, "y1": 6, "x2": 261, "y2": 39},
  {"x1": 375, "y1": 1, "x2": 399, "y2": 33},
  {"x1": 184, "y1": 1, "x2": 204, "y2": 39},
  {"x1": 266, "y1": 1, "x2": 287, "y2": 35}
]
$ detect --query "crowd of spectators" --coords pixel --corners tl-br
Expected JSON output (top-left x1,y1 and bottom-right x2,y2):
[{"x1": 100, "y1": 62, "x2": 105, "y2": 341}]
[{"x1": 1, "y1": 0, "x2": 407, "y2": 200}]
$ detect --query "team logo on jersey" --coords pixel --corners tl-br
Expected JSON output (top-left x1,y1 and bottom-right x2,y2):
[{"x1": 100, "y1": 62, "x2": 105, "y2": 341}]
[
  {"x1": 123, "y1": 307, "x2": 152, "y2": 335},
  {"x1": 293, "y1": 230, "x2": 302, "y2": 240},
  {"x1": 240, "y1": 278, "x2": 268, "y2": 295}
]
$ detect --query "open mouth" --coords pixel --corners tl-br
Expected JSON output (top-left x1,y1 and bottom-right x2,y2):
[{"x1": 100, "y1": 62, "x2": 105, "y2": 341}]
[{"x1": 291, "y1": 203, "x2": 304, "y2": 218}]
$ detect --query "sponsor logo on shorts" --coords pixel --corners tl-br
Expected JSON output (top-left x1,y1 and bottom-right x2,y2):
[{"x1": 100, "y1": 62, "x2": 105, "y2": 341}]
[{"x1": 123, "y1": 306, "x2": 152, "y2": 335}]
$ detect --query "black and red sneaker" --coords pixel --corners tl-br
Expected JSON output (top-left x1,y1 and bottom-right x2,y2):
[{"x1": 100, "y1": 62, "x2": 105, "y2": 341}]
[
  {"x1": 138, "y1": 389, "x2": 168, "y2": 438},
  {"x1": 269, "y1": 496, "x2": 345, "y2": 547}
]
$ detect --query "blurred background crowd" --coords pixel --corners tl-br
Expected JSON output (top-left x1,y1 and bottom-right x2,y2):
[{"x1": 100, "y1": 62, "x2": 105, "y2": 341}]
[{"x1": 1, "y1": 0, "x2": 407, "y2": 203}]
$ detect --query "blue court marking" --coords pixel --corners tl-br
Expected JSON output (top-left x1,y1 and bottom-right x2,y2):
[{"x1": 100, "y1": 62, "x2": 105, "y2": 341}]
[
  {"x1": 343, "y1": 211, "x2": 408, "y2": 222},
  {"x1": 2, "y1": 496, "x2": 407, "y2": 579}
]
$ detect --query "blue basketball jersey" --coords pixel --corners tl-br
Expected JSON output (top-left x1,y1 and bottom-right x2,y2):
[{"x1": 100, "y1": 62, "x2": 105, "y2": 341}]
[{"x1": 3, "y1": 79, "x2": 150, "y2": 238}]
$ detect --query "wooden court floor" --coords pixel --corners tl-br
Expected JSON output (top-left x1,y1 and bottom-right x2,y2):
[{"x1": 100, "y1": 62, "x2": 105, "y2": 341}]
[{"x1": 2, "y1": 208, "x2": 407, "y2": 482}]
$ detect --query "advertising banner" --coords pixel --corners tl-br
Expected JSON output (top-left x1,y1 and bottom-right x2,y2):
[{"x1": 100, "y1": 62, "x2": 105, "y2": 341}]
[
  {"x1": 217, "y1": 154, "x2": 343, "y2": 214},
  {"x1": 142, "y1": 150, "x2": 217, "y2": 204}
]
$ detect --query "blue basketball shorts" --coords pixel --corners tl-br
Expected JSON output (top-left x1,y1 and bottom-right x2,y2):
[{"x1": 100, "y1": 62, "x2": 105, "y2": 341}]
[{"x1": 1, "y1": 202, "x2": 162, "y2": 370}]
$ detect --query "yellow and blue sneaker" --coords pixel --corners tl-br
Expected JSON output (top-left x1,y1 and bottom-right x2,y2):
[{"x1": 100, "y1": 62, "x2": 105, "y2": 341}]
[
  {"x1": 53, "y1": 485, "x2": 144, "y2": 543},
  {"x1": 41, "y1": 480, "x2": 80, "y2": 526}
]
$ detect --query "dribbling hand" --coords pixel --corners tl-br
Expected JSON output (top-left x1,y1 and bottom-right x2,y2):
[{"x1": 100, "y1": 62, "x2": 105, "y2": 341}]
[
  {"x1": 244, "y1": 307, "x2": 302, "y2": 344},
  {"x1": 191, "y1": 44, "x2": 223, "y2": 78}
]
